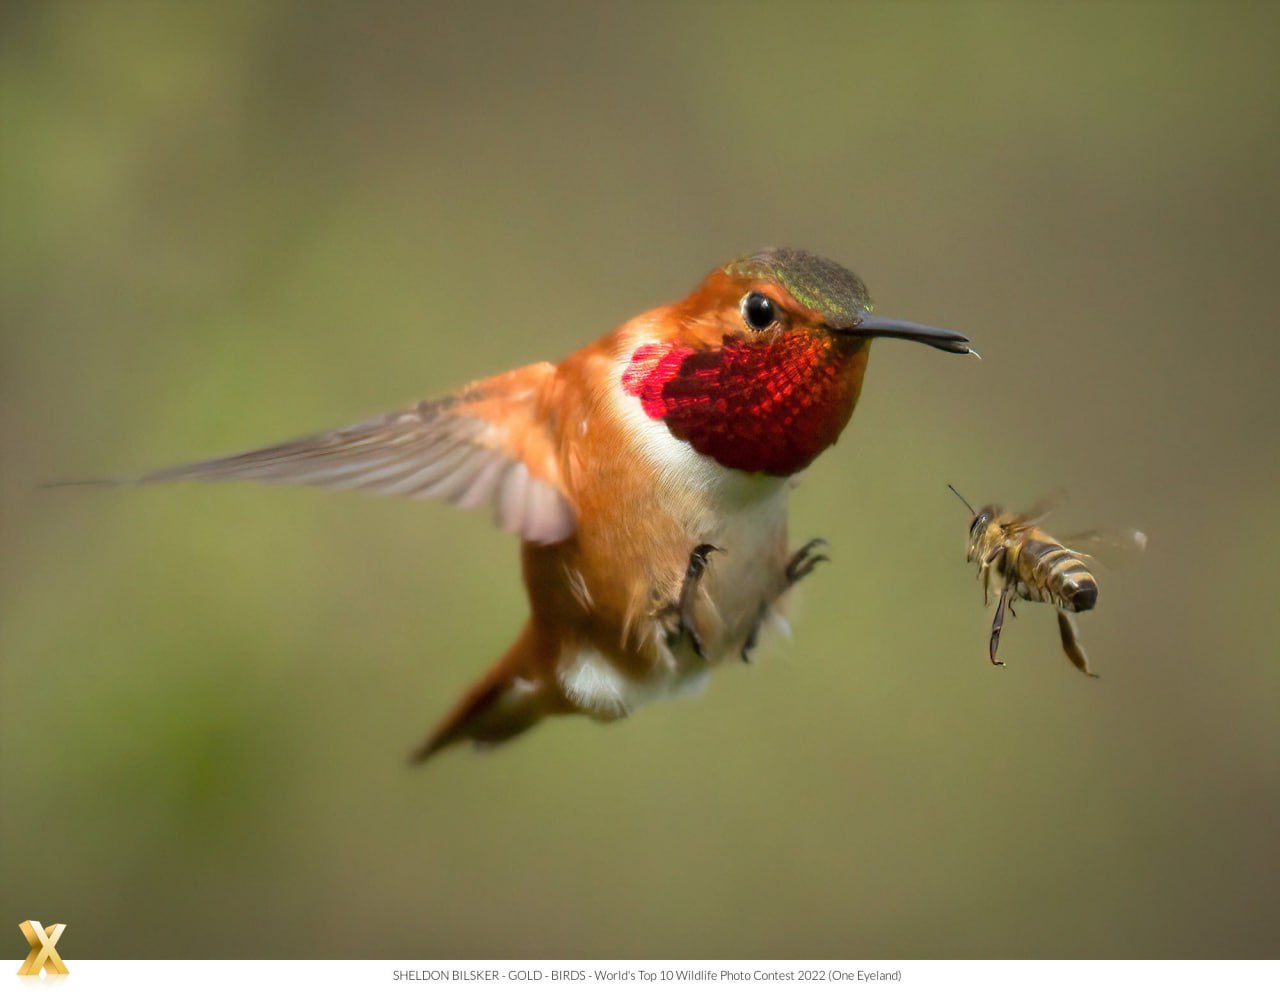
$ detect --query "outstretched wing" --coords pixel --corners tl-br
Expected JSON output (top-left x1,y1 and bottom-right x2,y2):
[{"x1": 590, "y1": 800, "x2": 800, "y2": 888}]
[
  {"x1": 1060, "y1": 527, "x2": 1148, "y2": 566},
  {"x1": 128, "y1": 363, "x2": 575, "y2": 544}
]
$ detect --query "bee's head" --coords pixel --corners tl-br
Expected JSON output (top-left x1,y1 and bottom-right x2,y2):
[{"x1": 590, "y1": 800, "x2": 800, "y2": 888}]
[
  {"x1": 965, "y1": 504, "x2": 1003, "y2": 561},
  {"x1": 948, "y1": 486, "x2": 1004, "y2": 562}
]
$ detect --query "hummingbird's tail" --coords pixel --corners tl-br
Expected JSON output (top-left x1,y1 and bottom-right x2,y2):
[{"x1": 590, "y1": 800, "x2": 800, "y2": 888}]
[{"x1": 411, "y1": 621, "x2": 560, "y2": 764}]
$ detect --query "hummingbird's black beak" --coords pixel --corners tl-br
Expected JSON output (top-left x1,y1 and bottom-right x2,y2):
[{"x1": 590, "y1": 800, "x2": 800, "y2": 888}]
[{"x1": 844, "y1": 313, "x2": 974, "y2": 355}]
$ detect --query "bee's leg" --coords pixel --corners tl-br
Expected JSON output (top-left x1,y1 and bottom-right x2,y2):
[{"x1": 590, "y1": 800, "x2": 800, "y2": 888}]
[
  {"x1": 661, "y1": 544, "x2": 721, "y2": 660},
  {"x1": 989, "y1": 586, "x2": 1012, "y2": 667},
  {"x1": 1056, "y1": 609, "x2": 1099, "y2": 678},
  {"x1": 982, "y1": 545, "x2": 1005, "y2": 608}
]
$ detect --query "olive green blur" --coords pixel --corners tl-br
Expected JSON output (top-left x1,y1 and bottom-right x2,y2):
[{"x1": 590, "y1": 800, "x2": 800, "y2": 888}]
[{"x1": 3, "y1": 0, "x2": 1277, "y2": 961}]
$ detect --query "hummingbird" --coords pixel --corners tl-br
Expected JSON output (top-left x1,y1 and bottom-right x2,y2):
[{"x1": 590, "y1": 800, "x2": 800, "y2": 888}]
[{"x1": 91, "y1": 248, "x2": 972, "y2": 761}]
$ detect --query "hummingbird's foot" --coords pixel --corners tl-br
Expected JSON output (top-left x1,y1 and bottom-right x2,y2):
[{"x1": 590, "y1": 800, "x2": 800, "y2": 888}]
[
  {"x1": 785, "y1": 538, "x2": 830, "y2": 589},
  {"x1": 661, "y1": 543, "x2": 721, "y2": 660},
  {"x1": 741, "y1": 540, "x2": 830, "y2": 664},
  {"x1": 741, "y1": 602, "x2": 769, "y2": 664}
]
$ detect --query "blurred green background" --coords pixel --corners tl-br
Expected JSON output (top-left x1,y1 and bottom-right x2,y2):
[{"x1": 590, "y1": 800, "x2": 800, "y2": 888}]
[{"x1": 2, "y1": 0, "x2": 1278, "y2": 961}]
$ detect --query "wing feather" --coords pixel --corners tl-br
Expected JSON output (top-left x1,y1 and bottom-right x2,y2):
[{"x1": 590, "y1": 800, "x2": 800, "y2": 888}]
[{"x1": 127, "y1": 363, "x2": 575, "y2": 544}]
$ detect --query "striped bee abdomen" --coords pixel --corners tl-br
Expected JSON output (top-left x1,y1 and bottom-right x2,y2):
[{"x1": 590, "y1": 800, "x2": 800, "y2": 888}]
[{"x1": 1012, "y1": 539, "x2": 1099, "y2": 613}]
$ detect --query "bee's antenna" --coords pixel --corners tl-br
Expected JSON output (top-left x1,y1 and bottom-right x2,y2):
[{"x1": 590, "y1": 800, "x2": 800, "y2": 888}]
[{"x1": 947, "y1": 483, "x2": 976, "y2": 516}]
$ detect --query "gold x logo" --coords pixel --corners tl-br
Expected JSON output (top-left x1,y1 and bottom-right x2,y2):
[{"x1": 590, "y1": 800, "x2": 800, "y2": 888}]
[{"x1": 17, "y1": 920, "x2": 68, "y2": 976}]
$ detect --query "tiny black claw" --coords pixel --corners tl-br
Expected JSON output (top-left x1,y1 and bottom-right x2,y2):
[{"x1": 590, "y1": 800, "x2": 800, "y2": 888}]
[
  {"x1": 797, "y1": 537, "x2": 830, "y2": 556},
  {"x1": 685, "y1": 544, "x2": 722, "y2": 581},
  {"x1": 785, "y1": 538, "x2": 830, "y2": 586},
  {"x1": 663, "y1": 543, "x2": 721, "y2": 659}
]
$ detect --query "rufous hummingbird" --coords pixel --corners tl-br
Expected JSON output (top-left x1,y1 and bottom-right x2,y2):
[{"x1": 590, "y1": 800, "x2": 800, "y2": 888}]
[{"x1": 85, "y1": 248, "x2": 972, "y2": 761}]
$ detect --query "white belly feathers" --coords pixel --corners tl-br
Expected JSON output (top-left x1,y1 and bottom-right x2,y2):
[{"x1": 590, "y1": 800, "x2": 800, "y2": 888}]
[{"x1": 555, "y1": 358, "x2": 793, "y2": 720}]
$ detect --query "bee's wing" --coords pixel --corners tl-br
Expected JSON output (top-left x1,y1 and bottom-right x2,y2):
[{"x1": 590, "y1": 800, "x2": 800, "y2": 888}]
[
  {"x1": 74, "y1": 362, "x2": 576, "y2": 545},
  {"x1": 1060, "y1": 527, "x2": 1148, "y2": 567},
  {"x1": 1020, "y1": 488, "x2": 1069, "y2": 526}
]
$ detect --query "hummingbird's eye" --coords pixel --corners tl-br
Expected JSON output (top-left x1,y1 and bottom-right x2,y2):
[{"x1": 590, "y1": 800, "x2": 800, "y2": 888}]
[{"x1": 741, "y1": 292, "x2": 780, "y2": 332}]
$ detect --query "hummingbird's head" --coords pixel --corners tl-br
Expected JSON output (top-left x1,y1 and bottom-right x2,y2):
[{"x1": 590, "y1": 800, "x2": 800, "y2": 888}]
[
  {"x1": 620, "y1": 248, "x2": 972, "y2": 476},
  {"x1": 711, "y1": 245, "x2": 967, "y2": 355}
]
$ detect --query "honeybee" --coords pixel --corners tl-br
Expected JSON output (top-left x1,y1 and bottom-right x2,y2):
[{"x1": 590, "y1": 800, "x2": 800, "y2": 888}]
[{"x1": 948, "y1": 486, "x2": 1146, "y2": 676}]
